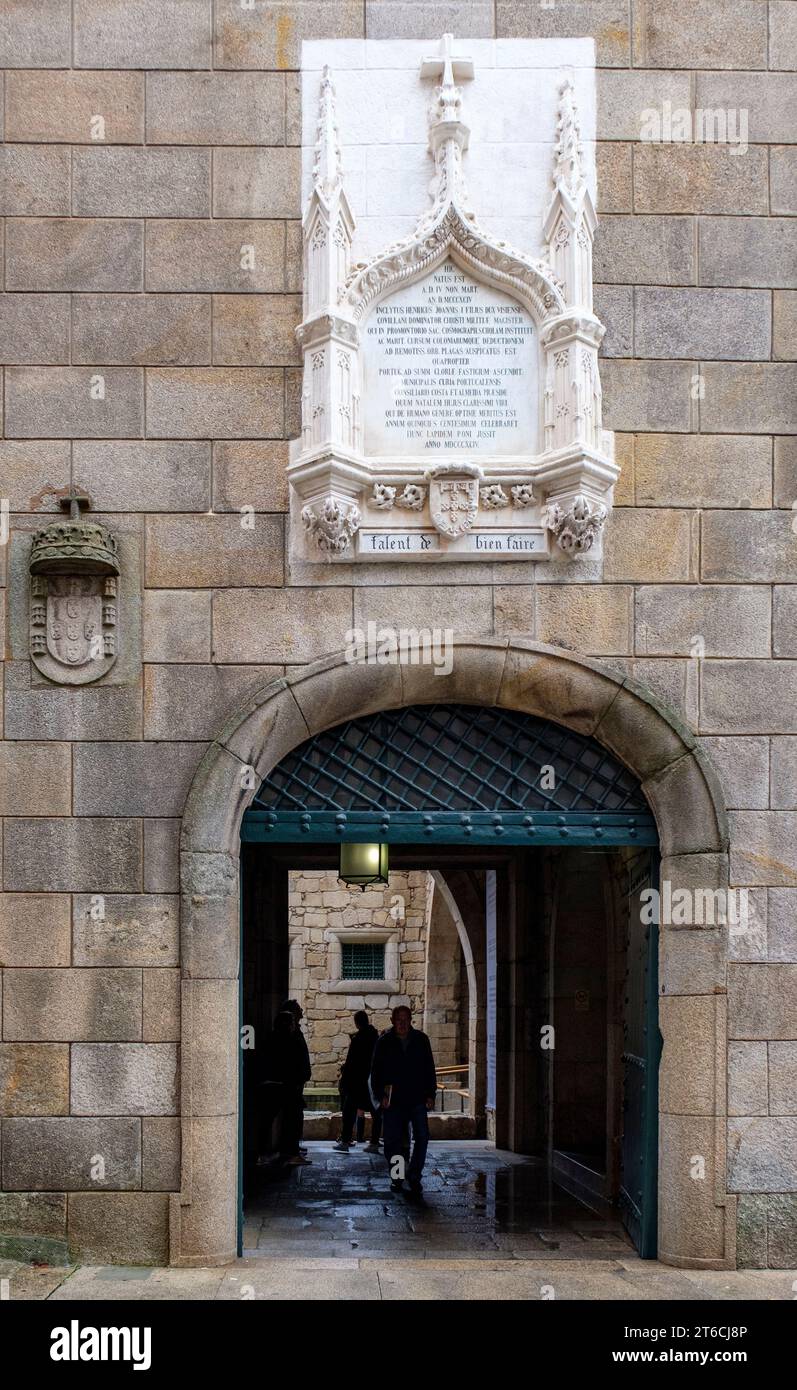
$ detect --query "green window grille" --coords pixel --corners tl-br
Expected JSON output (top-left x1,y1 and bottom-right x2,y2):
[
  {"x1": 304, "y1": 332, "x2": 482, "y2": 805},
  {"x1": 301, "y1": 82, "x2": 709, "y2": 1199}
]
[{"x1": 341, "y1": 942, "x2": 385, "y2": 980}]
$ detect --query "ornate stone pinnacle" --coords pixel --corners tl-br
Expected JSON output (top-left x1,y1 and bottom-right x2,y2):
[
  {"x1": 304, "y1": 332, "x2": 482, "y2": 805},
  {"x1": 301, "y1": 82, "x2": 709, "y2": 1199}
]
[
  {"x1": 312, "y1": 65, "x2": 344, "y2": 207},
  {"x1": 552, "y1": 79, "x2": 587, "y2": 203},
  {"x1": 418, "y1": 33, "x2": 475, "y2": 228}
]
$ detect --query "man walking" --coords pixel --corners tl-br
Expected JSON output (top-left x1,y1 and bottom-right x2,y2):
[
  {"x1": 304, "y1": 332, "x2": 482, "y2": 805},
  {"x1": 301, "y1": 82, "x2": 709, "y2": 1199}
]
[{"x1": 370, "y1": 1005, "x2": 437, "y2": 1199}]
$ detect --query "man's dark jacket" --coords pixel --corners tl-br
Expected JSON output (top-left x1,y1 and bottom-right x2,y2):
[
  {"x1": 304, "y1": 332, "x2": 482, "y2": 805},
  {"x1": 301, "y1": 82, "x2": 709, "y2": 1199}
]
[
  {"x1": 340, "y1": 1023, "x2": 379, "y2": 1108},
  {"x1": 370, "y1": 1026, "x2": 437, "y2": 1109}
]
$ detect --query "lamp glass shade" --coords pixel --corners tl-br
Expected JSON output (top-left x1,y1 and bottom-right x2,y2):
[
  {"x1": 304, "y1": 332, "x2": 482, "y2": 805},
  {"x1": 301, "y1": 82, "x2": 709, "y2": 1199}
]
[{"x1": 339, "y1": 841, "x2": 389, "y2": 888}]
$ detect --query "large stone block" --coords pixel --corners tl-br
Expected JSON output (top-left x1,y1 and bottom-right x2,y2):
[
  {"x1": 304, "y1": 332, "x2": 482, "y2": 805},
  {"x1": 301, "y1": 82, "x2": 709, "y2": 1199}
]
[
  {"x1": 702, "y1": 662, "x2": 797, "y2": 735},
  {"x1": 181, "y1": 980, "x2": 237, "y2": 1116},
  {"x1": 706, "y1": 370, "x2": 795, "y2": 447},
  {"x1": 594, "y1": 285, "x2": 632, "y2": 357},
  {"x1": 212, "y1": 294, "x2": 302, "y2": 366},
  {"x1": 634, "y1": 145, "x2": 768, "y2": 215},
  {"x1": 73, "y1": 294, "x2": 210, "y2": 366},
  {"x1": 0, "y1": 441, "x2": 70, "y2": 512},
  {"x1": 659, "y1": 927, "x2": 725, "y2": 996},
  {"x1": 180, "y1": 852, "x2": 239, "y2": 979},
  {"x1": 73, "y1": 0, "x2": 212, "y2": 68},
  {"x1": 632, "y1": 0, "x2": 767, "y2": 67},
  {"x1": 728, "y1": 1118, "x2": 797, "y2": 1192},
  {"x1": 695, "y1": 72, "x2": 797, "y2": 145},
  {"x1": 3, "y1": 819, "x2": 142, "y2": 893},
  {"x1": 213, "y1": 148, "x2": 300, "y2": 219},
  {"x1": 5, "y1": 70, "x2": 144, "y2": 143},
  {"x1": 212, "y1": 587, "x2": 352, "y2": 663},
  {"x1": 6, "y1": 218, "x2": 143, "y2": 292},
  {"x1": 496, "y1": 0, "x2": 629, "y2": 64},
  {"x1": 144, "y1": 664, "x2": 281, "y2": 741},
  {"x1": 534, "y1": 584, "x2": 632, "y2": 655},
  {"x1": 1, "y1": 1117, "x2": 141, "y2": 1190},
  {"x1": 212, "y1": 441, "x2": 289, "y2": 513},
  {"x1": 634, "y1": 288, "x2": 770, "y2": 361},
  {"x1": 774, "y1": 586, "x2": 797, "y2": 658},
  {"x1": 702, "y1": 512, "x2": 797, "y2": 582},
  {"x1": 768, "y1": 1194, "x2": 797, "y2": 1267},
  {"x1": 770, "y1": 2, "x2": 797, "y2": 69},
  {"x1": 147, "y1": 72, "x2": 284, "y2": 144},
  {"x1": 0, "y1": 894, "x2": 71, "y2": 966},
  {"x1": 74, "y1": 440, "x2": 210, "y2": 512},
  {"x1": 659, "y1": 995, "x2": 719, "y2": 1116},
  {"x1": 5, "y1": 367, "x2": 143, "y2": 439},
  {"x1": 728, "y1": 1041, "x2": 768, "y2": 1117},
  {"x1": 658, "y1": 1114, "x2": 730, "y2": 1265},
  {"x1": 769, "y1": 1042, "x2": 797, "y2": 1116},
  {"x1": 596, "y1": 143, "x2": 632, "y2": 213},
  {"x1": 144, "y1": 820, "x2": 180, "y2": 895},
  {"x1": 594, "y1": 215, "x2": 695, "y2": 286},
  {"x1": 145, "y1": 513, "x2": 284, "y2": 587},
  {"x1": 143, "y1": 969, "x2": 180, "y2": 1043},
  {"x1": 73, "y1": 147, "x2": 211, "y2": 218},
  {"x1": 770, "y1": 737, "x2": 797, "y2": 810},
  {"x1": 146, "y1": 368, "x2": 283, "y2": 439},
  {"x1": 644, "y1": 752, "x2": 727, "y2": 856},
  {"x1": 145, "y1": 220, "x2": 285, "y2": 293},
  {"x1": 0, "y1": 1192, "x2": 66, "y2": 1244},
  {"x1": 352, "y1": 584, "x2": 492, "y2": 638},
  {"x1": 142, "y1": 589, "x2": 211, "y2": 663},
  {"x1": 597, "y1": 69, "x2": 691, "y2": 140},
  {"x1": 730, "y1": 812, "x2": 797, "y2": 888},
  {"x1": 698, "y1": 737, "x2": 769, "y2": 810},
  {"x1": 0, "y1": 741, "x2": 71, "y2": 815},
  {"x1": 4, "y1": 687, "x2": 143, "y2": 742},
  {"x1": 367, "y1": 1, "x2": 494, "y2": 40},
  {"x1": 736, "y1": 1193, "x2": 768, "y2": 1269},
  {"x1": 0, "y1": 145, "x2": 70, "y2": 215},
  {"x1": 71, "y1": 1043, "x2": 178, "y2": 1116},
  {"x1": 497, "y1": 646, "x2": 619, "y2": 737},
  {"x1": 774, "y1": 292, "x2": 797, "y2": 362},
  {"x1": 636, "y1": 585, "x2": 770, "y2": 658},
  {"x1": 601, "y1": 361, "x2": 693, "y2": 433},
  {"x1": 142, "y1": 1117, "x2": 180, "y2": 1191},
  {"x1": 214, "y1": 0, "x2": 363, "y2": 68},
  {"x1": 698, "y1": 218, "x2": 797, "y2": 288},
  {"x1": 603, "y1": 509, "x2": 697, "y2": 583},
  {"x1": 0, "y1": 1043, "x2": 69, "y2": 1116},
  {"x1": 0, "y1": 0, "x2": 71, "y2": 66},
  {"x1": 169, "y1": 1114, "x2": 236, "y2": 1265},
  {"x1": 728, "y1": 963, "x2": 797, "y2": 1039},
  {"x1": 2, "y1": 967, "x2": 142, "y2": 1042},
  {"x1": 73, "y1": 894, "x2": 179, "y2": 968},
  {"x1": 771, "y1": 148, "x2": 797, "y2": 216},
  {"x1": 767, "y1": 889, "x2": 797, "y2": 963},
  {"x1": 73, "y1": 742, "x2": 205, "y2": 817},
  {"x1": 0, "y1": 295, "x2": 70, "y2": 365},
  {"x1": 67, "y1": 1192, "x2": 169, "y2": 1265},
  {"x1": 634, "y1": 434, "x2": 771, "y2": 509}
]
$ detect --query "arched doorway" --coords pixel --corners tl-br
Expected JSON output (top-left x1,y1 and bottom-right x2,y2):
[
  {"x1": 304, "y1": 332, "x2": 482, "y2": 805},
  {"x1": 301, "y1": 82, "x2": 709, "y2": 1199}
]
[{"x1": 172, "y1": 639, "x2": 734, "y2": 1270}]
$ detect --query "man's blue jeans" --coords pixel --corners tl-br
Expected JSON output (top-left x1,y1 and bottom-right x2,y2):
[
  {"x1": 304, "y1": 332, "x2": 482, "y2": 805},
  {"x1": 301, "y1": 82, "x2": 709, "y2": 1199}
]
[{"x1": 383, "y1": 1102, "x2": 429, "y2": 1183}]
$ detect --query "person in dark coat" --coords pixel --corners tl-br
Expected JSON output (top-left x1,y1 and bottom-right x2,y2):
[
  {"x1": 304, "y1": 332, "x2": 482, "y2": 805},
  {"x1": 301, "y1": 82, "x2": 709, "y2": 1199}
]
[
  {"x1": 265, "y1": 1010, "x2": 312, "y2": 1166},
  {"x1": 280, "y1": 998, "x2": 312, "y2": 1157},
  {"x1": 334, "y1": 1011, "x2": 381, "y2": 1153},
  {"x1": 369, "y1": 1005, "x2": 437, "y2": 1196}
]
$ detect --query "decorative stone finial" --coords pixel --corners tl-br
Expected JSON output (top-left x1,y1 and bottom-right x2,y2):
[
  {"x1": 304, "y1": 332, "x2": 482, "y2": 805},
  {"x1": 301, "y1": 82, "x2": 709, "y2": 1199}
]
[
  {"x1": 418, "y1": 33, "x2": 475, "y2": 227},
  {"x1": 312, "y1": 65, "x2": 344, "y2": 208},
  {"x1": 552, "y1": 79, "x2": 587, "y2": 204}
]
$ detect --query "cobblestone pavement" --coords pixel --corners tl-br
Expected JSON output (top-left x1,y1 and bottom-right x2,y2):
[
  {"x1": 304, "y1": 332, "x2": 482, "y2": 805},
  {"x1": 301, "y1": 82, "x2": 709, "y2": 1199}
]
[{"x1": 2, "y1": 1144, "x2": 794, "y2": 1300}]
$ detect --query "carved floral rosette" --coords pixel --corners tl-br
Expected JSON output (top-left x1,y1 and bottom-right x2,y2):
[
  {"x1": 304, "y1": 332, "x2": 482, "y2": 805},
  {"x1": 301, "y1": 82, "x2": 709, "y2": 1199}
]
[
  {"x1": 29, "y1": 504, "x2": 120, "y2": 685},
  {"x1": 288, "y1": 44, "x2": 619, "y2": 562}
]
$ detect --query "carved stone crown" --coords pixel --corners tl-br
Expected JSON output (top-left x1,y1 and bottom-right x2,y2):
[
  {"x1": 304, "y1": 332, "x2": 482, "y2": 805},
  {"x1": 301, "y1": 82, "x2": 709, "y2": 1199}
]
[{"x1": 30, "y1": 498, "x2": 120, "y2": 576}]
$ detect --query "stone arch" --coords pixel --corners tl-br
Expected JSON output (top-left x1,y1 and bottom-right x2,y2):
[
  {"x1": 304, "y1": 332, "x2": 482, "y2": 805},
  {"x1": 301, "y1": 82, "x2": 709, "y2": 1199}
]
[
  {"x1": 427, "y1": 870, "x2": 481, "y2": 1116},
  {"x1": 172, "y1": 638, "x2": 733, "y2": 1270}
]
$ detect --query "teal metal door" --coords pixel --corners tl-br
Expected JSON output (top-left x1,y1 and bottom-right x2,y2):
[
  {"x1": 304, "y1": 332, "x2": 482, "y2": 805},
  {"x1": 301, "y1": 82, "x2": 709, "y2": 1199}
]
[{"x1": 619, "y1": 850, "x2": 661, "y2": 1258}]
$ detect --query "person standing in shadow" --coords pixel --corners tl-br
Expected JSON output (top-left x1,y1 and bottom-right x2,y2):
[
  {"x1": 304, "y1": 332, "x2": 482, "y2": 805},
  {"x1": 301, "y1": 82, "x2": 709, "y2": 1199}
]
[
  {"x1": 370, "y1": 1005, "x2": 437, "y2": 1200},
  {"x1": 268, "y1": 1010, "x2": 312, "y2": 1167},
  {"x1": 334, "y1": 1010, "x2": 381, "y2": 1153}
]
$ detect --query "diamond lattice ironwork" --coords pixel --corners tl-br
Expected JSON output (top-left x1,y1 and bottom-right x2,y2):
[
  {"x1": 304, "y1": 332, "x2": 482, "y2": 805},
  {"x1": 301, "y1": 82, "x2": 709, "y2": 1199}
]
[{"x1": 252, "y1": 704, "x2": 648, "y2": 816}]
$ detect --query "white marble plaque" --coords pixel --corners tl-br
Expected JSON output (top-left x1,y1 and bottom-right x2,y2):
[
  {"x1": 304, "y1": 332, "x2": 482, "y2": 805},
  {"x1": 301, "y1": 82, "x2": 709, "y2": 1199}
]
[{"x1": 364, "y1": 260, "x2": 537, "y2": 458}]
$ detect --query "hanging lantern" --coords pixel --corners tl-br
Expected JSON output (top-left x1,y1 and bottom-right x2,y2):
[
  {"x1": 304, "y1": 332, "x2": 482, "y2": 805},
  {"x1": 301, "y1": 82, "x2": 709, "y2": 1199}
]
[{"x1": 339, "y1": 842, "x2": 389, "y2": 889}]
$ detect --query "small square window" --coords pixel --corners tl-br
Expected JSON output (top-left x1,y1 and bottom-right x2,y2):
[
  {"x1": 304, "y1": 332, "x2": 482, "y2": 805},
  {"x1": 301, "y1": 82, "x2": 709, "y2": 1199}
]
[{"x1": 341, "y1": 942, "x2": 385, "y2": 980}]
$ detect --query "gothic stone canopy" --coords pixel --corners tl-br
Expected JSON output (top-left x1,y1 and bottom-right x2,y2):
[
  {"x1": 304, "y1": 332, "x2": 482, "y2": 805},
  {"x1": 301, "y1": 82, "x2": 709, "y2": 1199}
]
[{"x1": 289, "y1": 36, "x2": 618, "y2": 563}]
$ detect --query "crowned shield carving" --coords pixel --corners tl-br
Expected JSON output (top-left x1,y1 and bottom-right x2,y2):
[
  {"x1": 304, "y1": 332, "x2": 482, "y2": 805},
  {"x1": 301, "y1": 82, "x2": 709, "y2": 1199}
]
[
  {"x1": 29, "y1": 491, "x2": 120, "y2": 686},
  {"x1": 429, "y1": 475, "x2": 479, "y2": 539}
]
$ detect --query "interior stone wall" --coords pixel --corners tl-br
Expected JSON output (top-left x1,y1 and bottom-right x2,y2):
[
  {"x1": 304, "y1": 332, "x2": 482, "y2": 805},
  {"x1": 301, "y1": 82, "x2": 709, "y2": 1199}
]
[
  {"x1": 288, "y1": 868, "x2": 434, "y2": 1082},
  {"x1": 0, "y1": 1, "x2": 794, "y2": 1269}
]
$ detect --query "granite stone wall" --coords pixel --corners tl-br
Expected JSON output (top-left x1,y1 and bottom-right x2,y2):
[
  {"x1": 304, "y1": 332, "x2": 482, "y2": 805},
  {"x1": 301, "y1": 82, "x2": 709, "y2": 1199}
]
[{"x1": 0, "y1": 0, "x2": 795, "y2": 1267}]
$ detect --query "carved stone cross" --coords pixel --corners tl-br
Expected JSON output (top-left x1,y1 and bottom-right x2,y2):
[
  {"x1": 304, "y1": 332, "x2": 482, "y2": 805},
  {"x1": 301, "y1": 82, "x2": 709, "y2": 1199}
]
[
  {"x1": 420, "y1": 32, "x2": 475, "y2": 85},
  {"x1": 60, "y1": 488, "x2": 91, "y2": 521}
]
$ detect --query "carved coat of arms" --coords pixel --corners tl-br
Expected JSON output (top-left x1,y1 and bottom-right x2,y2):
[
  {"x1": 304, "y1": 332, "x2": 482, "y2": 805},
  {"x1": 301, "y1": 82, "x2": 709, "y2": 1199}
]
[
  {"x1": 29, "y1": 493, "x2": 120, "y2": 686},
  {"x1": 429, "y1": 475, "x2": 479, "y2": 539}
]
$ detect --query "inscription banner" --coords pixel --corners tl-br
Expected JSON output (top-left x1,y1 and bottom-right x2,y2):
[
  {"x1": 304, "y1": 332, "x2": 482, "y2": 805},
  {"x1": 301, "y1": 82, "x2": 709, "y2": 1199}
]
[
  {"x1": 364, "y1": 261, "x2": 537, "y2": 458},
  {"x1": 358, "y1": 528, "x2": 547, "y2": 558}
]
